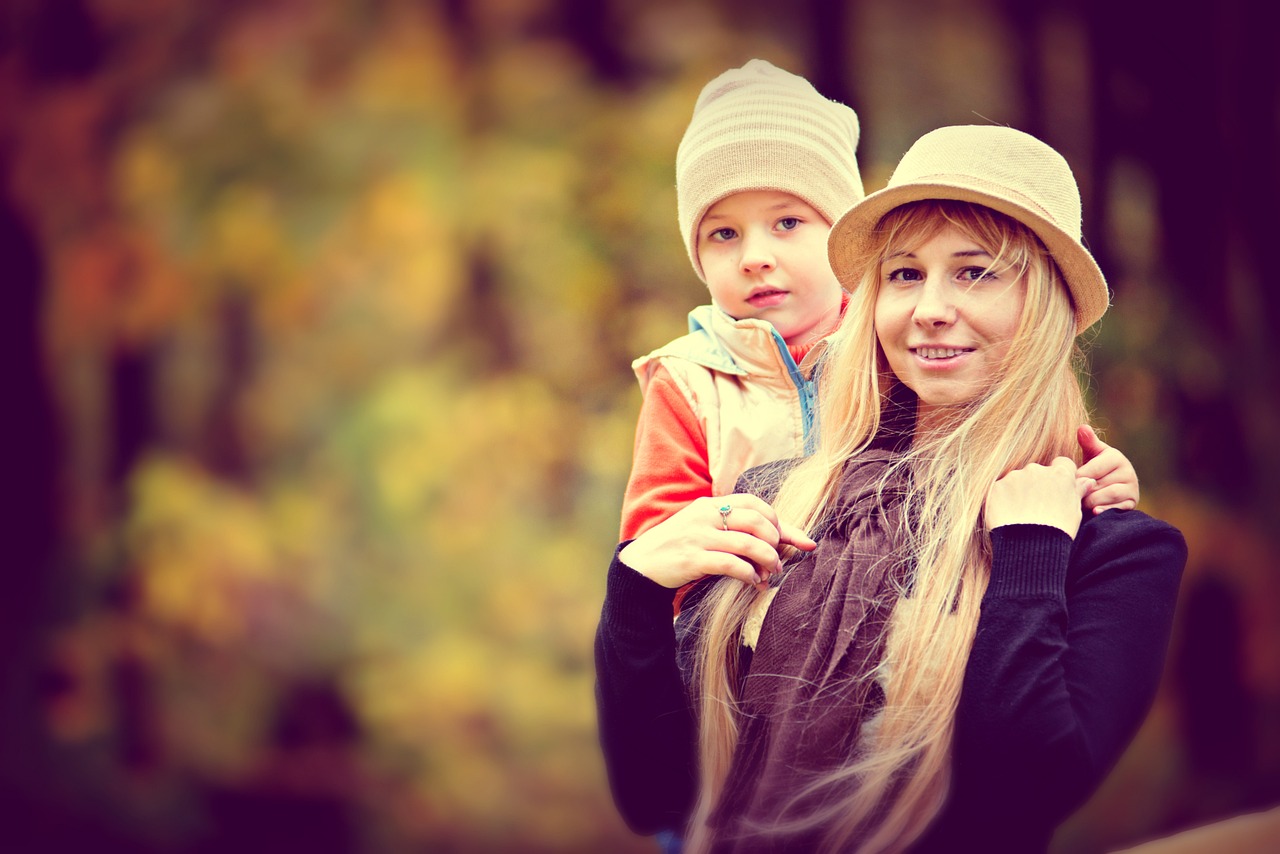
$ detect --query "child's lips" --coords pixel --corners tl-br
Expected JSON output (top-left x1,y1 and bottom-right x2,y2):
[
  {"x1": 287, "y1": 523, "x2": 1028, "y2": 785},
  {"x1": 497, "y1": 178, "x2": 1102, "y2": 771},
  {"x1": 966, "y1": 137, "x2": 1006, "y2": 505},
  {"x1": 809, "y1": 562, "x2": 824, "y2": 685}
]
[{"x1": 747, "y1": 289, "x2": 788, "y2": 308}]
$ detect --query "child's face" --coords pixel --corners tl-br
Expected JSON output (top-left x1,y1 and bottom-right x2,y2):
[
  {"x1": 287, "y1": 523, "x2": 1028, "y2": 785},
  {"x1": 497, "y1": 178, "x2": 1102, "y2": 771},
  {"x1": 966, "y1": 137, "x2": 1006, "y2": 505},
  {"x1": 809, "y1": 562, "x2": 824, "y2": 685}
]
[
  {"x1": 697, "y1": 190, "x2": 843, "y2": 347},
  {"x1": 874, "y1": 223, "x2": 1026, "y2": 423}
]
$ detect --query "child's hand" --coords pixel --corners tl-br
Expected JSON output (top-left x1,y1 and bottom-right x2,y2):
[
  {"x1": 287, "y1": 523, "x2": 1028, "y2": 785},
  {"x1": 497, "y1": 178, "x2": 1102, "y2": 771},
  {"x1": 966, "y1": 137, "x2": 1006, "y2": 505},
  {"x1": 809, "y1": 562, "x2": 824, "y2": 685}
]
[{"x1": 1076, "y1": 425, "x2": 1140, "y2": 515}]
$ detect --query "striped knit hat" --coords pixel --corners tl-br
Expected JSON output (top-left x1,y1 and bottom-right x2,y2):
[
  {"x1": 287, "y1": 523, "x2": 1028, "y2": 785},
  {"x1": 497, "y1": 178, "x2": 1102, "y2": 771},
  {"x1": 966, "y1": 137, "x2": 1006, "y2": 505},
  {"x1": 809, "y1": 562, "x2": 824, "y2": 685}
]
[{"x1": 676, "y1": 59, "x2": 864, "y2": 282}]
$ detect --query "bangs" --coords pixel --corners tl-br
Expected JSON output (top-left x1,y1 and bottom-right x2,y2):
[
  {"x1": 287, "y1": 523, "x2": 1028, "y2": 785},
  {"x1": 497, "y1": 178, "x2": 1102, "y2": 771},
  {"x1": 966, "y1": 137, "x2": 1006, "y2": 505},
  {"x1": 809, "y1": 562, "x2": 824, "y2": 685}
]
[{"x1": 875, "y1": 200, "x2": 1047, "y2": 278}]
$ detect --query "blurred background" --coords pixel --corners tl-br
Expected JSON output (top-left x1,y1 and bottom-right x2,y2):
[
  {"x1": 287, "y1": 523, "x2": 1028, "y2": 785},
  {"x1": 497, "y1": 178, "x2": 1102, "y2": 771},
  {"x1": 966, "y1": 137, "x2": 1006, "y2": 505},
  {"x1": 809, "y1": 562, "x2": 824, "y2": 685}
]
[{"x1": 2, "y1": 0, "x2": 1278, "y2": 852}]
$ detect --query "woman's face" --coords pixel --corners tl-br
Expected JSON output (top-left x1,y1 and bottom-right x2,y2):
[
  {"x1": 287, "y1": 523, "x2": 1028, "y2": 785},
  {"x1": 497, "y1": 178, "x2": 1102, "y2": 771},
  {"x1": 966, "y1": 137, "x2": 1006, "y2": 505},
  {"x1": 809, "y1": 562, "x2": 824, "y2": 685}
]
[{"x1": 874, "y1": 223, "x2": 1026, "y2": 424}]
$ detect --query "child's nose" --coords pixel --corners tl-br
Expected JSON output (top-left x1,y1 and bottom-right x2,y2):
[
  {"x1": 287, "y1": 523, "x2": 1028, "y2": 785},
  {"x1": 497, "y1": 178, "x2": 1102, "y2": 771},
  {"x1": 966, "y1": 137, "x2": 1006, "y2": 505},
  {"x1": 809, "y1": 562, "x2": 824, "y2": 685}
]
[{"x1": 739, "y1": 232, "x2": 775, "y2": 274}]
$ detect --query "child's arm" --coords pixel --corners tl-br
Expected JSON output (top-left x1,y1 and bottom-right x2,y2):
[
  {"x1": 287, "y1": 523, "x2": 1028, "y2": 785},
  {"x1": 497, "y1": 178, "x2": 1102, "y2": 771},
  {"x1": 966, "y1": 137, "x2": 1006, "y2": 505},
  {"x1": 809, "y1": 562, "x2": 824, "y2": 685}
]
[
  {"x1": 619, "y1": 367, "x2": 714, "y2": 541},
  {"x1": 1076, "y1": 425, "x2": 1139, "y2": 515}
]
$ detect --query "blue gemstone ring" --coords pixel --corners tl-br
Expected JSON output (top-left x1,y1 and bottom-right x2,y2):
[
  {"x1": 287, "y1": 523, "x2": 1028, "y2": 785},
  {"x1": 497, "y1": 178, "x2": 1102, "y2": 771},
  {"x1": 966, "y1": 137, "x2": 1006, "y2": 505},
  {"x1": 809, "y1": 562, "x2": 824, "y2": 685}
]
[{"x1": 719, "y1": 503, "x2": 732, "y2": 531}]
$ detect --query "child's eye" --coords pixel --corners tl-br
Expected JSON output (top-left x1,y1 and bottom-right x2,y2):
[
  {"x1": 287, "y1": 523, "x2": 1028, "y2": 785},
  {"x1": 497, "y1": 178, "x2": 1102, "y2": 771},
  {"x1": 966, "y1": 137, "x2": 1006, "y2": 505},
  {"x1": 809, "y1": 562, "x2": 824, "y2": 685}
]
[
  {"x1": 707, "y1": 227, "x2": 738, "y2": 242},
  {"x1": 776, "y1": 217, "x2": 801, "y2": 232}
]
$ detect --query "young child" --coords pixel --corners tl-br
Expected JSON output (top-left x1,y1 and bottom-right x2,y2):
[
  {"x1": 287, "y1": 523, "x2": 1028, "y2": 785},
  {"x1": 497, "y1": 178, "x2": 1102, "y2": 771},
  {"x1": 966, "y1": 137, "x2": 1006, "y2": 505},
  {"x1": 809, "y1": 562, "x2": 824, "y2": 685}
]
[
  {"x1": 620, "y1": 60, "x2": 1138, "y2": 547},
  {"x1": 620, "y1": 59, "x2": 861, "y2": 542}
]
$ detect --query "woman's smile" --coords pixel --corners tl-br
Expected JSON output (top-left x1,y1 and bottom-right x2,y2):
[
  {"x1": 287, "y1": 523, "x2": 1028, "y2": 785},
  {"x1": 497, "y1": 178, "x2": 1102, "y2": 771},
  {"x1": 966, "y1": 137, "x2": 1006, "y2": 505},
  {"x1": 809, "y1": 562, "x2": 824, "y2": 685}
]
[{"x1": 911, "y1": 345, "x2": 975, "y2": 362}]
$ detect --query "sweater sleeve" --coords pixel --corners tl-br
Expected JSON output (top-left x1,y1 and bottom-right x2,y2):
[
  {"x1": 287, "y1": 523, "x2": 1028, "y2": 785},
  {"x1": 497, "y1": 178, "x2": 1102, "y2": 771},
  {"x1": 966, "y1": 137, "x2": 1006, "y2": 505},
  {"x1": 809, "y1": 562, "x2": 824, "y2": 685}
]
[
  {"x1": 619, "y1": 365, "x2": 713, "y2": 541},
  {"x1": 594, "y1": 545, "x2": 698, "y2": 835},
  {"x1": 934, "y1": 511, "x2": 1186, "y2": 848}
]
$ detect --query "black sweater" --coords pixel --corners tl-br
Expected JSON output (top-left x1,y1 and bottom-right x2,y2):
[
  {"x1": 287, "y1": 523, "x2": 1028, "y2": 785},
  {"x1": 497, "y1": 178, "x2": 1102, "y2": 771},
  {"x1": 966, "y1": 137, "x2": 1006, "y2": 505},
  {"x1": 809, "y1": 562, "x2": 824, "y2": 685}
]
[{"x1": 594, "y1": 510, "x2": 1186, "y2": 852}]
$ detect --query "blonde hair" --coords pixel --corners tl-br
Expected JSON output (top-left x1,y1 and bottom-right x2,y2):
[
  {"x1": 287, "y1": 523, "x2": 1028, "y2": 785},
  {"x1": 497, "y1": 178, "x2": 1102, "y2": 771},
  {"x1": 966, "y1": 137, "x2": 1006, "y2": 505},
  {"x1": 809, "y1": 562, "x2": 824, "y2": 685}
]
[{"x1": 684, "y1": 201, "x2": 1087, "y2": 853}]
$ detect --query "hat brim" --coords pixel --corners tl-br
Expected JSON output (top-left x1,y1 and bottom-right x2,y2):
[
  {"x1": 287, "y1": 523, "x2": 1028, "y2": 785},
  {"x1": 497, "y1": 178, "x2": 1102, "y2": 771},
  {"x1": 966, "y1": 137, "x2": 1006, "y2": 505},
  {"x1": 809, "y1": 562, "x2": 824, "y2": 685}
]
[{"x1": 827, "y1": 181, "x2": 1109, "y2": 333}]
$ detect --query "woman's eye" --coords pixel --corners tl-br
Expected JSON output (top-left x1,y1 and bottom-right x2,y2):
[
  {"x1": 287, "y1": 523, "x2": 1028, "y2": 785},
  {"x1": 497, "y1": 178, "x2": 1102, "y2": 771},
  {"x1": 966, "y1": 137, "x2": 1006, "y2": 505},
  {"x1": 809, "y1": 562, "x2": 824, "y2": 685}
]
[
  {"x1": 960, "y1": 266, "x2": 997, "y2": 282},
  {"x1": 886, "y1": 267, "x2": 923, "y2": 283}
]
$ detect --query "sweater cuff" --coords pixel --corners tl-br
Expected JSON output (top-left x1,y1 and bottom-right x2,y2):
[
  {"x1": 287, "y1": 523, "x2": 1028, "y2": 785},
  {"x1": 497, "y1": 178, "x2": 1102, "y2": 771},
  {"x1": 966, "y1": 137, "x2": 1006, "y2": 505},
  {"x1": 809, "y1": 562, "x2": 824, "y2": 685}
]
[
  {"x1": 603, "y1": 541, "x2": 679, "y2": 627},
  {"x1": 986, "y1": 524, "x2": 1072, "y2": 600}
]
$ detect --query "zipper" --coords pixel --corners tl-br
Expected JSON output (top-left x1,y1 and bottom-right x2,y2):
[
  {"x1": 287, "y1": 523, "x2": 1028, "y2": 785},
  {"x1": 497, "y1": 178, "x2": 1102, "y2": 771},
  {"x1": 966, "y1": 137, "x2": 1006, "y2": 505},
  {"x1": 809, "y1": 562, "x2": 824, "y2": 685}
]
[{"x1": 770, "y1": 328, "x2": 819, "y2": 455}]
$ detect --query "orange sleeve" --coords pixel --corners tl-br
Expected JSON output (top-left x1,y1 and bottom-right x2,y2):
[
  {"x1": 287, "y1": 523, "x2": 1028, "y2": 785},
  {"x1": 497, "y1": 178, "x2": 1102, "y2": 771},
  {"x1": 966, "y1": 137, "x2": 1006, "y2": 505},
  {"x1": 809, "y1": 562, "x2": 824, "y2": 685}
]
[{"x1": 619, "y1": 364, "x2": 712, "y2": 541}]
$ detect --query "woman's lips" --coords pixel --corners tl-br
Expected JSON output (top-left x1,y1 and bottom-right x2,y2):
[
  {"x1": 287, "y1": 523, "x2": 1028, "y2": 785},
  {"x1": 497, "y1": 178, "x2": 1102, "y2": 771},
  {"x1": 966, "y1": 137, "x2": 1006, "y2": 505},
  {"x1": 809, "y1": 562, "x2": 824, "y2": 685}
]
[
  {"x1": 914, "y1": 346, "x2": 972, "y2": 359},
  {"x1": 910, "y1": 346, "x2": 974, "y2": 367}
]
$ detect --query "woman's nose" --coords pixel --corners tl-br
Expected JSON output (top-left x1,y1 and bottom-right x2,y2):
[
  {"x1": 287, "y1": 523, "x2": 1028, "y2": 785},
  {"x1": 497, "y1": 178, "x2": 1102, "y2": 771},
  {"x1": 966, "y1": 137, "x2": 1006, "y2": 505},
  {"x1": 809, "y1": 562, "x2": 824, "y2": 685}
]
[{"x1": 911, "y1": 279, "x2": 957, "y2": 327}]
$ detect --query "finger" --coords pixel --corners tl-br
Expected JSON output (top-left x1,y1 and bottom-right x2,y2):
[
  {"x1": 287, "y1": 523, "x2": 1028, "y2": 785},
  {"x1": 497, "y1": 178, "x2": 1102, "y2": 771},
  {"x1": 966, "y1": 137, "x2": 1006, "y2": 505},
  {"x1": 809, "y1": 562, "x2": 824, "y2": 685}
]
[
  {"x1": 724, "y1": 492, "x2": 785, "y2": 531},
  {"x1": 708, "y1": 496, "x2": 737, "y2": 532},
  {"x1": 1076, "y1": 424, "x2": 1108, "y2": 462},
  {"x1": 1083, "y1": 483, "x2": 1135, "y2": 510},
  {"x1": 700, "y1": 529, "x2": 771, "y2": 582},
  {"x1": 1051, "y1": 456, "x2": 1079, "y2": 478},
  {"x1": 779, "y1": 522, "x2": 816, "y2": 551},
  {"x1": 711, "y1": 494, "x2": 769, "y2": 532},
  {"x1": 717, "y1": 496, "x2": 815, "y2": 565},
  {"x1": 1092, "y1": 499, "x2": 1137, "y2": 515},
  {"x1": 717, "y1": 506, "x2": 776, "y2": 546},
  {"x1": 1077, "y1": 463, "x2": 1132, "y2": 485},
  {"x1": 702, "y1": 550, "x2": 763, "y2": 586},
  {"x1": 1075, "y1": 476, "x2": 1097, "y2": 501},
  {"x1": 1077, "y1": 452, "x2": 1132, "y2": 482},
  {"x1": 1076, "y1": 450, "x2": 1113, "y2": 479},
  {"x1": 714, "y1": 529, "x2": 784, "y2": 577}
]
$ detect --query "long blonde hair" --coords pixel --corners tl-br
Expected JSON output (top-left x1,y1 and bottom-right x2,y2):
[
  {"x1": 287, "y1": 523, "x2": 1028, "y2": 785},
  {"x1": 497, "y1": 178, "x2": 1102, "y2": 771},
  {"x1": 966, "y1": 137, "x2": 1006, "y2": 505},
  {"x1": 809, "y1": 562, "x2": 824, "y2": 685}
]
[{"x1": 684, "y1": 200, "x2": 1088, "y2": 853}]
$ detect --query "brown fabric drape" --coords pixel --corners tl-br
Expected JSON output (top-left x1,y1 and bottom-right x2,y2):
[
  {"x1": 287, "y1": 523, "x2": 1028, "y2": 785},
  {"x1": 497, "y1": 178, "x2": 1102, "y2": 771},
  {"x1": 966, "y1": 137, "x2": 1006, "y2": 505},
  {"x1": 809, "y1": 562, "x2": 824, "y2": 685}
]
[{"x1": 704, "y1": 449, "x2": 910, "y2": 851}]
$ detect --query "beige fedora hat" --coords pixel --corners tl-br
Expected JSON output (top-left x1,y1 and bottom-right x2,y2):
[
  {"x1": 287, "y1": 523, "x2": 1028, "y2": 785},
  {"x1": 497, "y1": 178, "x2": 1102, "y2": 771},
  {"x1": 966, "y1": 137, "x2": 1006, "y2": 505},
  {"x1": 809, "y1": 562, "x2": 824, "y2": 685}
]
[{"x1": 827, "y1": 125, "x2": 1109, "y2": 332}]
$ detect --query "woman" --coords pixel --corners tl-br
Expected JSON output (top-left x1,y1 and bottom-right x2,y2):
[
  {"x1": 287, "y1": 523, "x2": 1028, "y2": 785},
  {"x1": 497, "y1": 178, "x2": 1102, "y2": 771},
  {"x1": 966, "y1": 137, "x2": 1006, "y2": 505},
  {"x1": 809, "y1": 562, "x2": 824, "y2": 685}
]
[{"x1": 595, "y1": 125, "x2": 1186, "y2": 853}]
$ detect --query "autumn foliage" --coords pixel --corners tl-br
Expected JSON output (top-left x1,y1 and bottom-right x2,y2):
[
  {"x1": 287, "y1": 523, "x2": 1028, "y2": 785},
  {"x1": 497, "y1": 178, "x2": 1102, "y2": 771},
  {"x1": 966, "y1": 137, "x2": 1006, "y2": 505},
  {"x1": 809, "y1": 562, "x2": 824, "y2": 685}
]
[{"x1": 3, "y1": 1, "x2": 1277, "y2": 852}]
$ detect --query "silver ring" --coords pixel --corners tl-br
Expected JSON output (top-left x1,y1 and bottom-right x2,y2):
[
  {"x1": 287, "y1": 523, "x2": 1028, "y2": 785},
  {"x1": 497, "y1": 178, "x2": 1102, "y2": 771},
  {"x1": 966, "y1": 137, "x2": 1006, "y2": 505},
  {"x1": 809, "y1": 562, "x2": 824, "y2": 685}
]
[{"x1": 719, "y1": 503, "x2": 732, "y2": 531}]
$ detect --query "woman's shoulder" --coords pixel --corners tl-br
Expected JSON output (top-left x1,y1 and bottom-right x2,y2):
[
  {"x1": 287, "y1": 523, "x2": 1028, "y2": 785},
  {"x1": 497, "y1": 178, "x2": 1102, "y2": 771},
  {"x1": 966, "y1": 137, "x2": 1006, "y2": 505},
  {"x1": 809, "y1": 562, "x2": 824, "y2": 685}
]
[
  {"x1": 1077, "y1": 508, "x2": 1185, "y2": 550},
  {"x1": 1071, "y1": 508, "x2": 1188, "y2": 583}
]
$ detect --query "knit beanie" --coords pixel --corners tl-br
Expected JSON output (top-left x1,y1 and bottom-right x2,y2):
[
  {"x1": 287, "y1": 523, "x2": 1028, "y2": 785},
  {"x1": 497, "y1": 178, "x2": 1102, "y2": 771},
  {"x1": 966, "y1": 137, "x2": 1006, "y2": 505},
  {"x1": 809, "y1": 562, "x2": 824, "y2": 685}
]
[{"x1": 676, "y1": 59, "x2": 864, "y2": 282}]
